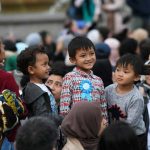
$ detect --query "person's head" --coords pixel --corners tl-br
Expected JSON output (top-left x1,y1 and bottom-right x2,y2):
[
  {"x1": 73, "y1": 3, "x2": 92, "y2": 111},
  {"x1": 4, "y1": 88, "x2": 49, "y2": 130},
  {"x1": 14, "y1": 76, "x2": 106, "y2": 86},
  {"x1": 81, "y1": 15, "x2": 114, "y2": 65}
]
[
  {"x1": 46, "y1": 63, "x2": 66, "y2": 101},
  {"x1": 25, "y1": 32, "x2": 42, "y2": 46},
  {"x1": 15, "y1": 117, "x2": 58, "y2": 150},
  {"x1": 68, "y1": 36, "x2": 96, "y2": 73},
  {"x1": 3, "y1": 39, "x2": 17, "y2": 52},
  {"x1": 98, "y1": 121, "x2": 140, "y2": 150},
  {"x1": 115, "y1": 54, "x2": 143, "y2": 86},
  {"x1": 39, "y1": 30, "x2": 53, "y2": 46},
  {"x1": 119, "y1": 38, "x2": 138, "y2": 56},
  {"x1": 61, "y1": 101, "x2": 106, "y2": 150},
  {"x1": 95, "y1": 43, "x2": 111, "y2": 59},
  {"x1": 139, "y1": 38, "x2": 150, "y2": 63},
  {"x1": 0, "y1": 40, "x2": 5, "y2": 67},
  {"x1": 104, "y1": 38, "x2": 120, "y2": 62},
  {"x1": 17, "y1": 45, "x2": 50, "y2": 83}
]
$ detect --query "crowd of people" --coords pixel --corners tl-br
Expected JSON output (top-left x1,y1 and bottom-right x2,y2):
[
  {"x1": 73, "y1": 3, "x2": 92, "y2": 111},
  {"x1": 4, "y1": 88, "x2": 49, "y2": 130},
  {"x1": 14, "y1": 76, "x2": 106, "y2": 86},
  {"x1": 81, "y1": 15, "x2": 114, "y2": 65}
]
[{"x1": 0, "y1": 0, "x2": 150, "y2": 150}]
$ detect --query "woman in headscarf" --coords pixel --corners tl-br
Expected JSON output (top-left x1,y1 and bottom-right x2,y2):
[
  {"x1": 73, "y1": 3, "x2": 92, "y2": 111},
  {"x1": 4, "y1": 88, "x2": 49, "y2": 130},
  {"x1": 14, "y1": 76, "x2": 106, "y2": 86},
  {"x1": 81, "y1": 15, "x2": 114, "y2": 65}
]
[{"x1": 61, "y1": 101, "x2": 106, "y2": 150}]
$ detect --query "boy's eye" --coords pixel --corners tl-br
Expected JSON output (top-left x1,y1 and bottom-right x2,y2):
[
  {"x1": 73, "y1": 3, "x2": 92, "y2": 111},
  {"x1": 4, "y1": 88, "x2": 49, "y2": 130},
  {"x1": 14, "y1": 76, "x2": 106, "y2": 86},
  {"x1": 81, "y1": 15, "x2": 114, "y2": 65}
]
[
  {"x1": 80, "y1": 55, "x2": 86, "y2": 57},
  {"x1": 90, "y1": 52, "x2": 95, "y2": 55},
  {"x1": 116, "y1": 68, "x2": 120, "y2": 72},
  {"x1": 124, "y1": 71, "x2": 129, "y2": 73}
]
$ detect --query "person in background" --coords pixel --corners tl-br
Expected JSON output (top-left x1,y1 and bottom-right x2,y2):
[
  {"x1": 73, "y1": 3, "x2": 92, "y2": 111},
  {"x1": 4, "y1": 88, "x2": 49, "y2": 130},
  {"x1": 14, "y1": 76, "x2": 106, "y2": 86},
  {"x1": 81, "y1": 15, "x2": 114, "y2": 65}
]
[
  {"x1": 105, "y1": 54, "x2": 146, "y2": 150},
  {"x1": 98, "y1": 121, "x2": 141, "y2": 150},
  {"x1": 60, "y1": 36, "x2": 108, "y2": 121},
  {"x1": 15, "y1": 117, "x2": 58, "y2": 150},
  {"x1": 61, "y1": 101, "x2": 106, "y2": 150},
  {"x1": 0, "y1": 40, "x2": 19, "y2": 96}
]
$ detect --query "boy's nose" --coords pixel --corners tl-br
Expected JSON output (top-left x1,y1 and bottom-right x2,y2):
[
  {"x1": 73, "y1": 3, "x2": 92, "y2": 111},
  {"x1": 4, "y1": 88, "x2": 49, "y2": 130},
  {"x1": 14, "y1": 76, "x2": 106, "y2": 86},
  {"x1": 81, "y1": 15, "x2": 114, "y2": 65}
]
[{"x1": 50, "y1": 84, "x2": 55, "y2": 91}]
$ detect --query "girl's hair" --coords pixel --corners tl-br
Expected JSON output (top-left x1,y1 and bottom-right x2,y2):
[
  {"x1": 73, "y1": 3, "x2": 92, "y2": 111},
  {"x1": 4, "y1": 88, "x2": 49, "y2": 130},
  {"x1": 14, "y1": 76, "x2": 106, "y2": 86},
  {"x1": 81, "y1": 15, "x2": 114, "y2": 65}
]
[
  {"x1": 98, "y1": 121, "x2": 141, "y2": 150},
  {"x1": 17, "y1": 45, "x2": 47, "y2": 75},
  {"x1": 68, "y1": 36, "x2": 95, "y2": 58}
]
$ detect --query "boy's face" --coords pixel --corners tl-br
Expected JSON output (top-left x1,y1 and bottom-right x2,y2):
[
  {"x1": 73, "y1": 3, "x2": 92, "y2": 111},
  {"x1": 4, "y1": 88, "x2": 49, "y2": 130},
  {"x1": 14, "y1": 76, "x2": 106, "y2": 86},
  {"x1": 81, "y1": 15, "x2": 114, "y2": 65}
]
[
  {"x1": 46, "y1": 74, "x2": 63, "y2": 101},
  {"x1": 115, "y1": 64, "x2": 139, "y2": 86},
  {"x1": 28, "y1": 53, "x2": 50, "y2": 83},
  {"x1": 70, "y1": 48, "x2": 96, "y2": 73}
]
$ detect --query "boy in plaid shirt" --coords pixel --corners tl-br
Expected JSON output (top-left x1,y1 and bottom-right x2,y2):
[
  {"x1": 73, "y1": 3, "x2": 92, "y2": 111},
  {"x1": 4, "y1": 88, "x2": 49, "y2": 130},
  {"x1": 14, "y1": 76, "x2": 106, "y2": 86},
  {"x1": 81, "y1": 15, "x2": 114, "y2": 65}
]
[{"x1": 60, "y1": 36, "x2": 108, "y2": 120}]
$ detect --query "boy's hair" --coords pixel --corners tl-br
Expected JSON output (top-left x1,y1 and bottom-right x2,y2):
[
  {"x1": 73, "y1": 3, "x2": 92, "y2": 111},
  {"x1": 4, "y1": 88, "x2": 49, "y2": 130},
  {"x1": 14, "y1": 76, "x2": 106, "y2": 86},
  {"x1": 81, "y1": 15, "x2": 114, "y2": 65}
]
[
  {"x1": 50, "y1": 62, "x2": 66, "y2": 77},
  {"x1": 98, "y1": 121, "x2": 140, "y2": 150},
  {"x1": 68, "y1": 36, "x2": 95, "y2": 58},
  {"x1": 17, "y1": 45, "x2": 47, "y2": 75},
  {"x1": 116, "y1": 54, "x2": 143, "y2": 75},
  {"x1": 16, "y1": 116, "x2": 58, "y2": 150}
]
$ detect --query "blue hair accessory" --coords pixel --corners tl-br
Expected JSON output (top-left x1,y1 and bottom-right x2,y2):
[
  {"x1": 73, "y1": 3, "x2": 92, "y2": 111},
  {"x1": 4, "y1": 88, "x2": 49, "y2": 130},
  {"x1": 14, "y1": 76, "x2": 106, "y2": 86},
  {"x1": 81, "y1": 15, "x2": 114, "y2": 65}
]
[{"x1": 79, "y1": 80, "x2": 93, "y2": 102}]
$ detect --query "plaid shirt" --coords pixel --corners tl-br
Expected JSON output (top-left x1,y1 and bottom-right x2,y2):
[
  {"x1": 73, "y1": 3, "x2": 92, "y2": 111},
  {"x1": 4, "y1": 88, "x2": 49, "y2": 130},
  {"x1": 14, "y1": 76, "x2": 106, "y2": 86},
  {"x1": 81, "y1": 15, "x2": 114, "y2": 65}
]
[{"x1": 60, "y1": 67, "x2": 108, "y2": 119}]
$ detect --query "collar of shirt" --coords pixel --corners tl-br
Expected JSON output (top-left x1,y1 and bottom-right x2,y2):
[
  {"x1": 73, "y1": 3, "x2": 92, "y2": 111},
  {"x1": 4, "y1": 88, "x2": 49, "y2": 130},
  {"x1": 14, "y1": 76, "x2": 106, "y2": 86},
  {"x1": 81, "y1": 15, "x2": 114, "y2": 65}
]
[{"x1": 73, "y1": 67, "x2": 95, "y2": 79}]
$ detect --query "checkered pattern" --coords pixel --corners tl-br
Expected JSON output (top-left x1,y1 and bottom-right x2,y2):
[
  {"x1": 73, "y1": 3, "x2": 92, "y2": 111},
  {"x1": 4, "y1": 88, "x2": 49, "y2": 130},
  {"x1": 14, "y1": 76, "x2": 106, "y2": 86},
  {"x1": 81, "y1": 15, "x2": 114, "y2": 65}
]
[{"x1": 60, "y1": 67, "x2": 108, "y2": 120}]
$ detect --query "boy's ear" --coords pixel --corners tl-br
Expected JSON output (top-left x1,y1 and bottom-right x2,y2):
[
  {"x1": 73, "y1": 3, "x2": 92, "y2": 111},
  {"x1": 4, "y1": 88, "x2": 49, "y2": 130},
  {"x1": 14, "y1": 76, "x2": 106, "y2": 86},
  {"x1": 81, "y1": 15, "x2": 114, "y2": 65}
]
[
  {"x1": 28, "y1": 66, "x2": 34, "y2": 74},
  {"x1": 134, "y1": 75, "x2": 140, "y2": 82}
]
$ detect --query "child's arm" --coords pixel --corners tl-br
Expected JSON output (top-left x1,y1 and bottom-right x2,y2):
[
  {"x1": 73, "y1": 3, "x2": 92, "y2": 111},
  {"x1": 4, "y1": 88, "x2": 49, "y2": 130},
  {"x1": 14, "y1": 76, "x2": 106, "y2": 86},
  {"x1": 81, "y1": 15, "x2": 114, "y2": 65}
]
[
  {"x1": 126, "y1": 97, "x2": 144, "y2": 128},
  {"x1": 60, "y1": 74, "x2": 72, "y2": 116}
]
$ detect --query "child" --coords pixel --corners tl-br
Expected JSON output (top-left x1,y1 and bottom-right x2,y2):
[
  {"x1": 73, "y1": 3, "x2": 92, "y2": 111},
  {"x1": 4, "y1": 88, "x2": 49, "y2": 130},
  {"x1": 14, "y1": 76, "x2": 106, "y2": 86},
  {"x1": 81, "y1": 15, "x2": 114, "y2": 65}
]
[
  {"x1": 60, "y1": 36, "x2": 107, "y2": 120},
  {"x1": 105, "y1": 54, "x2": 146, "y2": 149},
  {"x1": 17, "y1": 46, "x2": 57, "y2": 117}
]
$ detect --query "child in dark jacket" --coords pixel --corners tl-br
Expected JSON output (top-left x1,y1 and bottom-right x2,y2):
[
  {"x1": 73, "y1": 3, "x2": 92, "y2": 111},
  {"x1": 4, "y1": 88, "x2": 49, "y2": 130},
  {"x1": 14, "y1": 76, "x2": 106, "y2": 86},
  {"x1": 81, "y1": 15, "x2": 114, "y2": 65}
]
[{"x1": 17, "y1": 45, "x2": 57, "y2": 117}]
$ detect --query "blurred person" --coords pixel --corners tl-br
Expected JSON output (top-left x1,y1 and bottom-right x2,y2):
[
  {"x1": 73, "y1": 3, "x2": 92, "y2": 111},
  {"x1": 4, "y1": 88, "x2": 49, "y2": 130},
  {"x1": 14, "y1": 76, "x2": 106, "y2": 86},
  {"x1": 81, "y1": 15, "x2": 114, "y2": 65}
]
[
  {"x1": 139, "y1": 38, "x2": 150, "y2": 63},
  {"x1": 119, "y1": 38, "x2": 138, "y2": 56},
  {"x1": 25, "y1": 32, "x2": 42, "y2": 47},
  {"x1": 102, "y1": 0, "x2": 126, "y2": 33},
  {"x1": 15, "y1": 117, "x2": 58, "y2": 150},
  {"x1": 67, "y1": 0, "x2": 101, "y2": 26},
  {"x1": 129, "y1": 28, "x2": 149, "y2": 44},
  {"x1": 86, "y1": 29, "x2": 102, "y2": 45},
  {"x1": 104, "y1": 38, "x2": 120, "y2": 71},
  {"x1": 98, "y1": 121, "x2": 141, "y2": 150},
  {"x1": 3, "y1": 40, "x2": 18, "y2": 72},
  {"x1": 61, "y1": 101, "x2": 106, "y2": 150},
  {"x1": 98, "y1": 26, "x2": 111, "y2": 41},
  {"x1": 0, "y1": 40, "x2": 20, "y2": 96},
  {"x1": 39, "y1": 30, "x2": 56, "y2": 61},
  {"x1": 127, "y1": 0, "x2": 150, "y2": 33},
  {"x1": 93, "y1": 43, "x2": 113, "y2": 87}
]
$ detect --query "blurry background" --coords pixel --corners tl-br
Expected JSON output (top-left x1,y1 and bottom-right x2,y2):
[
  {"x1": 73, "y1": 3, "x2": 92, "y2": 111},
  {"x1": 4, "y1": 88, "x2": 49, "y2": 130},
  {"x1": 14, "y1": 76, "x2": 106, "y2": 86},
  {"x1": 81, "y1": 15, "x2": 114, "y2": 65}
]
[{"x1": 0, "y1": 0, "x2": 68, "y2": 39}]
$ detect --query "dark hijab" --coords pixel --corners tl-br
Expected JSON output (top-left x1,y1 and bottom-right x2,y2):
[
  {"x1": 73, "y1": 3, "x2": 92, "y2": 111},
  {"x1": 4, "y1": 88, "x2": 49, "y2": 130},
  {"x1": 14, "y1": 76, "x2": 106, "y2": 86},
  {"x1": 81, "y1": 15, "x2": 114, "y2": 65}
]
[{"x1": 61, "y1": 101, "x2": 102, "y2": 150}]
